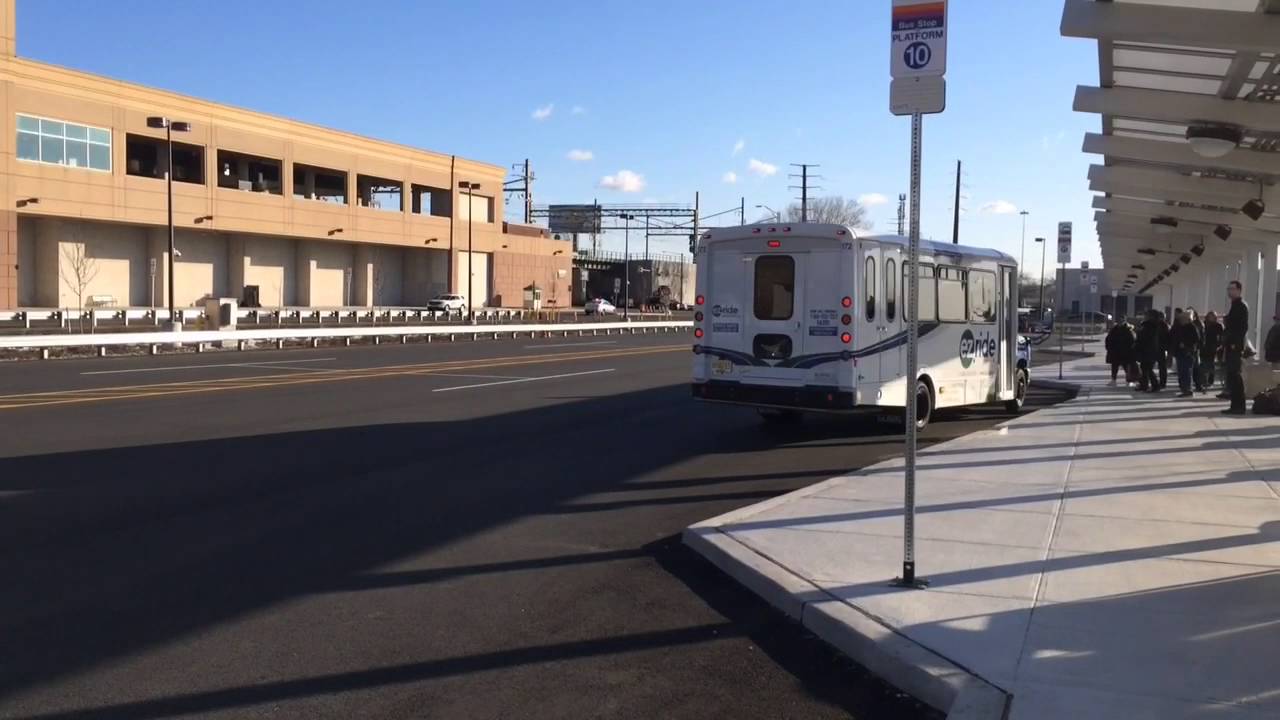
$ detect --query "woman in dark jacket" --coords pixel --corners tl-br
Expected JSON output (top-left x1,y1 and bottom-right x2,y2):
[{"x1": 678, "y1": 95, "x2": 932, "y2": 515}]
[
  {"x1": 1136, "y1": 311, "x2": 1164, "y2": 392},
  {"x1": 1104, "y1": 321, "x2": 1136, "y2": 385},
  {"x1": 1202, "y1": 311, "x2": 1223, "y2": 387}
]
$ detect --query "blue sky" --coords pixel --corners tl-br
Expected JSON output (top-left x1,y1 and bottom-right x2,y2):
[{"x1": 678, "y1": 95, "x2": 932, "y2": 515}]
[{"x1": 17, "y1": 0, "x2": 1102, "y2": 271}]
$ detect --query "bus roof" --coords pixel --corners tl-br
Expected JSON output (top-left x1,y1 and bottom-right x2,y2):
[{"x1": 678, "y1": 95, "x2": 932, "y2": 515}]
[{"x1": 700, "y1": 223, "x2": 1016, "y2": 266}]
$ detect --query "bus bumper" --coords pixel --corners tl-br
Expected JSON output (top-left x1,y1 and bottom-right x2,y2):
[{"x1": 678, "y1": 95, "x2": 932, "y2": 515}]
[{"x1": 691, "y1": 381, "x2": 856, "y2": 411}]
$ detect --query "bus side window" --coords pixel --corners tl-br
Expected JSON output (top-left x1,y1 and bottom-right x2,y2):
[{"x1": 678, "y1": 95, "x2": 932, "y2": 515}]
[
  {"x1": 864, "y1": 256, "x2": 876, "y2": 322},
  {"x1": 903, "y1": 262, "x2": 937, "y2": 322},
  {"x1": 885, "y1": 258, "x2": 896, "y2": 321}
]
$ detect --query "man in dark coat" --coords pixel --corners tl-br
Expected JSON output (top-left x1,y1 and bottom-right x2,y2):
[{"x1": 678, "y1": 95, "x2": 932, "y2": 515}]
[
  {"x1": 1136, "y1": 310, "x2": 1164, "y2": 392},
  {"x1": 1222, "y1": 281, "x2": 1249, "y2": 415},
  {"x1": 1105, "y1": 320, "x2": 1136, "y2": 385},
  {"x1": 1172, "y1": 310, "x2": 1201, "y2": 397},
  {"x1": 1266, "y1": 314, "x2": 1280, "y2": 365},
  {"x1": 1201, "y1": 311, "x2": 1224, "y2": 388}
]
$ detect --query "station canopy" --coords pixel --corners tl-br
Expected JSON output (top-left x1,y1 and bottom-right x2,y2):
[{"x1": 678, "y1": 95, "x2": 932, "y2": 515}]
[{"x1": 1061, "y1": 0, "x2": 1280, "y2": 294}]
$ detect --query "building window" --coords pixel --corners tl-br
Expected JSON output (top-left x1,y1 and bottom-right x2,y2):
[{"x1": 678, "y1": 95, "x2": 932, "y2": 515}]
[
  {"x1": 126, "y1": 133, "x2": 204, "y2": 184},
  {"x1": 938, "y1": 266, "x2": 967, "y2": 322},
  {"x1": 16, "y1": 114, "x2": 111, "y2": 171},
  {"x1": 217, "y1": 149, "x2": 282, "y2": 195},
  {"x1": 753, "y1": 255, "x2": 795, "y2": 321},
  {"x1": 411, "y1": 184, "x2": 452, "y2": 218},
  {"x1": 458, "y1": 193, "x2": 494, "y2": 223},
  {"x1": 968, "y1": 270, "x2": 996, "y2": 323},
  {"x1": 294, "y1": 163, "x2": 348, "y2": 205},
  {"x1": 357, "y1": 174, "x2": 403, "y2": 211}
]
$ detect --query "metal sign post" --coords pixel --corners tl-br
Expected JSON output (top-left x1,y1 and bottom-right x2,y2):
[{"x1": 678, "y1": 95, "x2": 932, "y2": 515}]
[
  {"x1": 1057, "y1": 222, "x2": 1072, "y2": 380},
  {"x1": 890, "y1": 0, "x2": 946, "y2": 590}
]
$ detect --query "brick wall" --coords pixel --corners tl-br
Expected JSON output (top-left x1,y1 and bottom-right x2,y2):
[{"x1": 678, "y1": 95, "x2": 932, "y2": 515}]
[
  {"x1": 1, "y1": 210, "x2": 16, "y2": 309},
  {"x1": 491, "y1": 250, "x2": 572, "y2": 308}
]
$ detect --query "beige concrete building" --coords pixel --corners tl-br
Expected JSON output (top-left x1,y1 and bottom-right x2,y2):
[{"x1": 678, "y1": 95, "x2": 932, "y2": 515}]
[{"x1": 0, "y1": 0, "x2": 569, "y2": 312}]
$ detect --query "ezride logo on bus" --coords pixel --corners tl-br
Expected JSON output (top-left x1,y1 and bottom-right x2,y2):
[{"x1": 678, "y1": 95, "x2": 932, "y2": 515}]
[{"x1": 959, "y1": 329, "x2": 997, "y2": 369}]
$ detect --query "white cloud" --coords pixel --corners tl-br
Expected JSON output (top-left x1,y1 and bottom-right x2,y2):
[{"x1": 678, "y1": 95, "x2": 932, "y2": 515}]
[
  {"x1": 531, "y1": 103, "x2": 554, "y2": 121},
  {"x1": 747, "y1": 158, "x2": 777, "y2": 177},
  {"x1": 598, "y1": 169, "x2": 646, "y2": 193},
  {"x1": 732, "y1": 138, "x2": 745, "y2": 156},
  {"x1": 566, "y1": 149, "x2": 594, "y2": 162},
  {"x1": 722, "y1": 171, "x2": 738, "y2": 184},
  {"x1": 571, "y1": 105, "x2": 586, "y2": 115},
  {"x1": 858, "y1": 193, "x2": 889, "y2": 207},
  {"x1": 979, "y1": 200, "x2": 1019, "y2": 215}
]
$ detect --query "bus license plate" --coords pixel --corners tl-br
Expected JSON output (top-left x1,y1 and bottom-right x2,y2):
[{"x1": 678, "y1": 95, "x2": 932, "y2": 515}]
[{"x1": 712, "y1": 359, "x2": 733, "y2": 376}]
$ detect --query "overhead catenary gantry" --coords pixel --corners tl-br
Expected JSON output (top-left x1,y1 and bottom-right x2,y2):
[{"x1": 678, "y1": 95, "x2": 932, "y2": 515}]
[{"x1": 1062, "y1": 0, "x2": 1280, "y2": 342}]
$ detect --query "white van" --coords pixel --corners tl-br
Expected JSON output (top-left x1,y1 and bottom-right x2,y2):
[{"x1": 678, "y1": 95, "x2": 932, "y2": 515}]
[{"x1": 690, "y1": 223, "x2": 1028, "y2": 427}]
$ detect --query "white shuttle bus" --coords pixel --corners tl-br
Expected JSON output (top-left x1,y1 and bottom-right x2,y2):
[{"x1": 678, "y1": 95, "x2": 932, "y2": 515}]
[{"x1": 690, "y1": 223, "x2": 1028, "y2": 428}]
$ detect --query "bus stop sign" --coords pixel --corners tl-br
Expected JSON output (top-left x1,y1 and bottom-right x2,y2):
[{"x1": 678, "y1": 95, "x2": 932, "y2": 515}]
[{"x1": 891, "y1": 0, "x2": 947, "y2": 79}]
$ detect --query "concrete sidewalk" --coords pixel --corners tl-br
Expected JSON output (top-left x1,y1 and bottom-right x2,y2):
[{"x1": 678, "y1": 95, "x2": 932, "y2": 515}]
[{"x1": 686, "y1": 345, "x2": 1280, "y2": 719}]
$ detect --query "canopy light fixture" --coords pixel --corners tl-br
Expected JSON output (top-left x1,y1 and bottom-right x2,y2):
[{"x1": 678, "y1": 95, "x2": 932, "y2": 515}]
[
  {"x1": 1127, "y1": 273, "x2": 1138, "y2": 279},
  {"x1": 1138, "y1": 248, "x2": 1157, "y2": 256},
  {"x1": 1190, "y1": 245, "x2": 1205, "y2": 257},
  {"x1": 1214, "y1": 224, "x2": 1232, "y2": 241},
  {"x1": 1150, "y1": 216, "x2": 1179, "y2": 235},
  {"x1": 1242, "y1": 198, "x2": 1265, "y2": 222},
  {"x1": 1130, "y1": 264, "x2": 1145, "y2": 270},
  {"x1": 1180, "y1": 253, "x2": 1193, "y2": 264},
  {"x1": 1186, "y1": 123, "x2": 1242, "y2": 159},
  {"x1": 1169, "y1": 264, "x2": 1181, "y2": 273}
]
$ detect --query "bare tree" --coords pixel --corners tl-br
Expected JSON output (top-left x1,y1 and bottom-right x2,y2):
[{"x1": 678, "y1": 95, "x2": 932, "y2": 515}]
[
  {"x1": 60, "y1": 238, "x2": 99, "y2": 333},
  {"x1": 784, "y1": 196, "x2": 872, "y2": 230}
]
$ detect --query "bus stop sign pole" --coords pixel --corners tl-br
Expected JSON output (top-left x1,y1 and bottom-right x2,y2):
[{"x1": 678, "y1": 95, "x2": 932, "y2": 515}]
[{"x1": 895, "y1": 111, "x2": 928, "y2": 589}]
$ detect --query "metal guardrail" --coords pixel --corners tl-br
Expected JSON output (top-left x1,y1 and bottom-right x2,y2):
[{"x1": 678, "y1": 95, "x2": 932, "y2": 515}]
[
  {"x1": 0, "y1": 306, "x2": 681, "y2": 332},
  {"x1": 0, "y1": 320, "x2": 694, "y2": 353}
]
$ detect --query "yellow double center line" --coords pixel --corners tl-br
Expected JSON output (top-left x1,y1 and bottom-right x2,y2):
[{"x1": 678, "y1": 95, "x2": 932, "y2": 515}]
[{"x1": 0, "y1": 344, "x2": 688, "y2": 411}]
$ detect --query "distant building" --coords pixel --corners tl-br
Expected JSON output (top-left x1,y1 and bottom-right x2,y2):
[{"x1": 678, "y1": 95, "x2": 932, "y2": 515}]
[
  {"x1": 0, "y1": 0, "x2": 569, "y2": 311},
  {"x1": 1056, "y1": 267, "x2": 1153, "y2": 319}
]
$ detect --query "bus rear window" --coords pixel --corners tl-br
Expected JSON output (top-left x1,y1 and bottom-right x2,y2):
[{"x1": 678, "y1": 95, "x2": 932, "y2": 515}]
[{"x1": 753, "y1": 255, "x2": 795, "y2": 320}]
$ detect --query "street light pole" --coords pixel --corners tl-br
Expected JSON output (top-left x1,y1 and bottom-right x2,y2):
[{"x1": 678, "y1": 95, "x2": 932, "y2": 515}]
[
  {"x1": 620, "y1": 213, "x2": 633, "y2": 320},
  {"x1": 1036, "y1": 237, "x2": 1047, "y2": 321},
  {"x1": 147, "y1": 116, "x2": 190, "y2": 331},
  {"x1": 1019, "y1": 210, "x2": 1029, "y2": 296},
  {"x1": 755, "y1": 204, "x2": 780, "y2": 222},
  {"x1": 458, "y1": 181, "x2": 481, "y2": 324}
]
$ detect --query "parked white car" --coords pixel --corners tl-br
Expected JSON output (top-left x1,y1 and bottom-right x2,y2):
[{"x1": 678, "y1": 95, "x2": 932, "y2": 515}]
[
  {"x1": 427, "y1": 294, "x2": 468, "y2": 312},
  {"x1": 584, "y1": 298, "x2": 616, "y2": 315}
]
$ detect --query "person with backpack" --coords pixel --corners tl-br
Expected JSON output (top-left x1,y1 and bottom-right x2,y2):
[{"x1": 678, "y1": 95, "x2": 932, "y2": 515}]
[
  {"x1": 1172, "y1": 309, "x2": 1201, "y2": 398},
  {"x1": 1105, "y1": 319, "x2": 1137, "y2": 386},
  {"x1": 1266, "y1": 313, "x2": 1280, "y2": 365},
  {"x1": 1136, "y1": 310, "x2": 1164, "y2": 392},
  {"x1": 1202, "y1": 311, "x2": 1223, "y2": 388}
]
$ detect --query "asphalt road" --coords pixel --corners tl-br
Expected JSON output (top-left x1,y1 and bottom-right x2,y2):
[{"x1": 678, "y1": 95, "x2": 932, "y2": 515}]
[{"x1": 0, "y1": 333, "x2": 1071, "y2": 720}]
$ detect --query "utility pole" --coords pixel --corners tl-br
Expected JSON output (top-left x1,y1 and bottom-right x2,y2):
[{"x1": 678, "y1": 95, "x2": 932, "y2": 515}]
[
  {"x1": 897, "y1": 193, "x2": 907, "y2": 235},
  {"x1": 789, "y1": 164, "x2": 821, "y2": 222},
  {"x1": 503, "y1": 159, "x2": 534, "y2": 224},
  {"x1": 1019, "y1": 209, "x2": 1030, "y2": 300},
  {"x1": 740, "y1": 196, "x2": 745, "y2": 225},
  {"x1": 691, "y1": 191, "x2": 700, "y2": 257},
  {"x1": 951, "y1": 159, "x2": 961, "y2": 245}
]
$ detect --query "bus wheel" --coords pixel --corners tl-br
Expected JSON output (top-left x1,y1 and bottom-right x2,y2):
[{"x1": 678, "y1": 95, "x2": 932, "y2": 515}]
[
  {"x1": 912, "y1": 380, "x2": 933, "y2": 430},
  {"x1": 1005, "y1": 369, "x2": 1029, "y2": 413},
  {"x1": 758, "y1": 409, "x2": 803, "y2": 425}
]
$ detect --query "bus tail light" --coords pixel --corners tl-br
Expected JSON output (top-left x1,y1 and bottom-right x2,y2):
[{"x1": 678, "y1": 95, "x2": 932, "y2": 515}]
[
  {"x1": 694, "y1": 328, "x2": 704, "y2": 338},
  {"x1": 696, "y1": 295, "x2": 705, "y2": 305},
  {"x1": 841, "y1": 296, "x2": 852, "y2": 308},
  {"x1": 841, "y1": 332, "x2": 852, "y2": 344},
  {"x1": 841, "y1": 314, "x2": 852, "y2": 325},
  {"x1": 767, "y1": 240, "x2": 781, "y2": 248},
  {"x1": 695, "y1": 311, "x2": 704, "y2": 322}
]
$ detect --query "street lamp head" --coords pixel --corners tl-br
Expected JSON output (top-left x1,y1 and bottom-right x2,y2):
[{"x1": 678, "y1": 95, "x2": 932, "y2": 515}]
[
  {"x1": 146, "y1": 116, "x2": 168, "y2": 129},
  {"x1": 1034, "y1": 237, "x2": 1044, "y2": 243},
  {"x1": 458, "y1": 181, "x2": 480, "y2": 190},
  {"x1": 171, "y1": 121, "x2": 191, "y2": 133}
]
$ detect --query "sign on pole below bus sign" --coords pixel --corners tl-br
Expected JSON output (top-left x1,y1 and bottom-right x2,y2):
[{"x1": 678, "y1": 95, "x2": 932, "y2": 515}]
[
  {"x1": 1057, "y1": 222, "x2": 1072, "y2": 264},
  {"x1": 891, "y1": 0, "x2": 947, "y2": 79}
]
